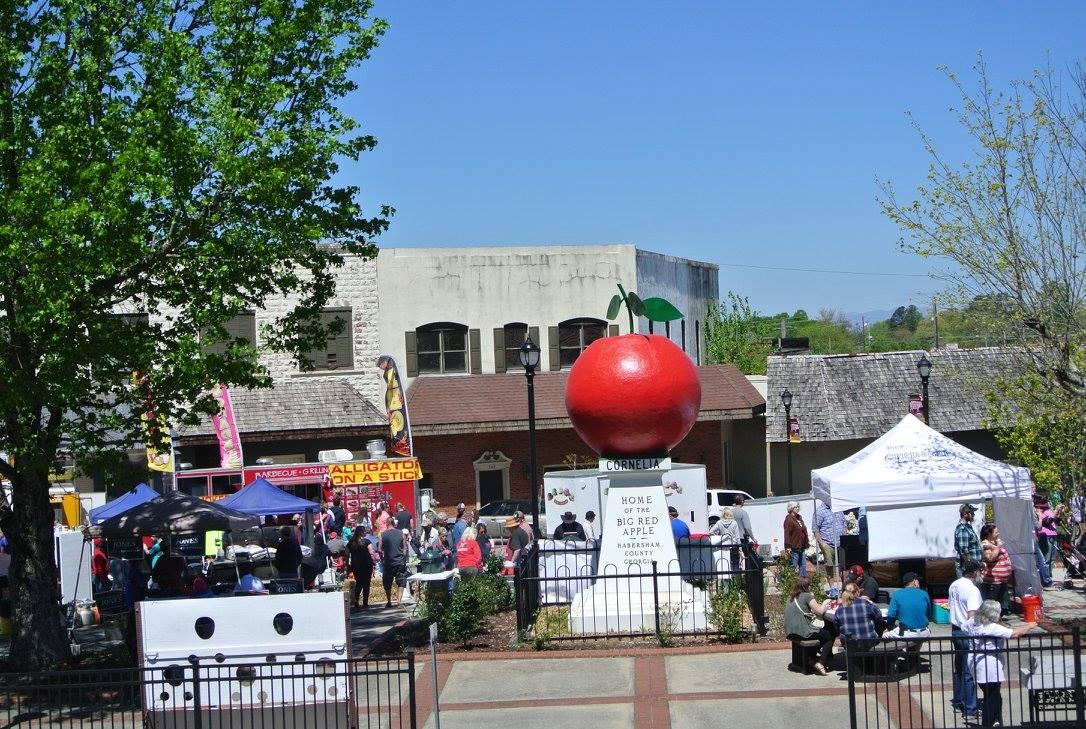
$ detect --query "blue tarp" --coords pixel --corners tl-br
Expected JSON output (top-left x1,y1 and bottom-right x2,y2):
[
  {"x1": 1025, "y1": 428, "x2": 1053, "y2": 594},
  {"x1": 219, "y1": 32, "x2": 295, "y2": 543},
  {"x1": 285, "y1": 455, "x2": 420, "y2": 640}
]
[
  {"x1": 217, "y1": 478, "x2": 319, "y2": 516},
  {"x1": 89, "y1": 483, "x2": 159, "y2": 525}
]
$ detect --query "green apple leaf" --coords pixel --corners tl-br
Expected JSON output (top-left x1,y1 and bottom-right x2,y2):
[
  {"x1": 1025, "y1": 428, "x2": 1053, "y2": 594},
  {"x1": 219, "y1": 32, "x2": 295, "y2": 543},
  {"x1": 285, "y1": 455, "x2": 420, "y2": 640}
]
[
  {"x1": 606, "y1": 294, "x2": 622, "y2": 320},
  {"x1": 626, "y1": 292, "x2": 645, "y2": 317},
  {"x1": 643, "y1": 297, "x2": 684, "y2": 322}
]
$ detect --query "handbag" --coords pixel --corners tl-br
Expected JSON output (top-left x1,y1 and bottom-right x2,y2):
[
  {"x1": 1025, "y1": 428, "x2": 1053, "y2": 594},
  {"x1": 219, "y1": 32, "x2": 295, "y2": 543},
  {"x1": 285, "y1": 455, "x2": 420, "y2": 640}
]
[{"x1": 794, "y1": 597, "x2": 825, "y2": 630}]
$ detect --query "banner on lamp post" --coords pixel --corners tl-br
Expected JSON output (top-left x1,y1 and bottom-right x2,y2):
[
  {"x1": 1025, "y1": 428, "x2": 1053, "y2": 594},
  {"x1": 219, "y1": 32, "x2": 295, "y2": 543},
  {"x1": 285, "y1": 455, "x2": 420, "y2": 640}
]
[
  {"x1": 908, "y1": 394, "x2": 924, "y2": 420},
  {"x1": 788, "y1": 417, "x2": 801, "y2": 444}
]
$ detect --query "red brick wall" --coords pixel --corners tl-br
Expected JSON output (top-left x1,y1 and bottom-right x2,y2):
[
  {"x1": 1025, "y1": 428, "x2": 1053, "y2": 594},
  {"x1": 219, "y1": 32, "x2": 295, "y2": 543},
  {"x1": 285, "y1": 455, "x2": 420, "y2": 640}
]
[{"x1": 413, "y1": 421, "x2": 723, "y2": 507}]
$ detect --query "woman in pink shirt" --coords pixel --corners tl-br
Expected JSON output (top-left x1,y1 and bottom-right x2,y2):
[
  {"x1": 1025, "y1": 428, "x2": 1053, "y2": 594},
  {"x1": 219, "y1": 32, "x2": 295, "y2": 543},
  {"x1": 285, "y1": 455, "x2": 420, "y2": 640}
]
[{"x1": 456, "y1": 527, "x2": 483, "y2": 575}]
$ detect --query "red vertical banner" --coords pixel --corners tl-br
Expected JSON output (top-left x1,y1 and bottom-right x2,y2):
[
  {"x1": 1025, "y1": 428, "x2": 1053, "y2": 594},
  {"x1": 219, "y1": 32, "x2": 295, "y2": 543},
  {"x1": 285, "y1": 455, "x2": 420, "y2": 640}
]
[{"x1": 210, "y1": 384, "x2": 244, "y2": 469}]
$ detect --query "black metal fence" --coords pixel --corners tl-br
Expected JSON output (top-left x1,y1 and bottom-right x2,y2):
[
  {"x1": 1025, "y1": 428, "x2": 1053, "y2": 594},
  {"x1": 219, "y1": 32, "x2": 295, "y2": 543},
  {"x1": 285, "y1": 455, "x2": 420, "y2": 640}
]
[
  {"x1": 0, "y1": 653, "x2": 416, "y2": 728},
  {"x1": 513, "y1": 539, "x2": 766, "y2": 641},
  {"x1": 846, "y1": 629, "x2": 1084, "y2": 729}
]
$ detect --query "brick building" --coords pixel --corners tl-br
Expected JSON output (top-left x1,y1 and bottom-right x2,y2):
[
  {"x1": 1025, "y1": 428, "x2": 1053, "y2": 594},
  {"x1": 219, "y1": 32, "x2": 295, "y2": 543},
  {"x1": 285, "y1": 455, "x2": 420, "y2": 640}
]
[{"x1": 406, "y1": 365, "x2": 766, "y2": 508}]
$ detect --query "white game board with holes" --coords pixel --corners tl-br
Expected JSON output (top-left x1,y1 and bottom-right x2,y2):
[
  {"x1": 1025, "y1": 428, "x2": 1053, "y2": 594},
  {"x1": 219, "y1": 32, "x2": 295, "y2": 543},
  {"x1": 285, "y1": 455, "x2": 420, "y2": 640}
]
[{"x1": 137, "y1": 592, "x2": 352, "y2": 723}]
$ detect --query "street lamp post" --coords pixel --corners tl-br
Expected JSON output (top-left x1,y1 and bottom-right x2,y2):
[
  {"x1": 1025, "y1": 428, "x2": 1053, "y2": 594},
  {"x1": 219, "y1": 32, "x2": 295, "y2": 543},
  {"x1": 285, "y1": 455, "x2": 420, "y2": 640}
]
[
  {"x1": 520, "y1": 335, "x2": 542, "y2": 537},
  {"x1": 917, "y1": 355, "x2": 933, "y2": 425},
  {"x1": 780, "y1": 389, "x2": 794, "y2": 494}
]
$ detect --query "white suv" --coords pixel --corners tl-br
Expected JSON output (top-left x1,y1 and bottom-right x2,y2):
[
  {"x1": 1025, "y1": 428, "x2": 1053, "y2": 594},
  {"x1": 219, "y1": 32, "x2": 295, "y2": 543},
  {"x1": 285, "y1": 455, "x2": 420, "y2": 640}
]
[{"x1": 705, "y1": 489, "x2": 754, "y2": 526}]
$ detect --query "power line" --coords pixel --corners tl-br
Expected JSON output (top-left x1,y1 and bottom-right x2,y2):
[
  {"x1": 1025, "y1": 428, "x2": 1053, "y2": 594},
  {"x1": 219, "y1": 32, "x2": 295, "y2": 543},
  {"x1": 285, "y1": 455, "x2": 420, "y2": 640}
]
[{"x1": 716, "y1": 262, "x2": 932, "y2": 278}]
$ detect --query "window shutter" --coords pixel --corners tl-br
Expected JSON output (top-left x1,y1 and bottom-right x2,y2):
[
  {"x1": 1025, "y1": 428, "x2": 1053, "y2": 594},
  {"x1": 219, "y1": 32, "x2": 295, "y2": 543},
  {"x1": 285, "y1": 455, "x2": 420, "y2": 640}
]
[
  {"x1": 529, "y1": 326, "x2": 539, "y2": 349},
  {"x1": 607, "y1": 324, "x2": 619, "y2": 337},
  {"x1": 548, "y1": 326, "x2": 560, "y2": 371},
  {"x1": 469, "y1": 328, "x2": 481, "y2": 374},
  {"x1": 322, "y1": 310, "x2": 353, "y2": 370},
  {"x1": 493, "y1": 328, "x2": 506, "y2": 374},
  {"x1": 405, "y1": 331, "x2": 418, "y2": 377}
]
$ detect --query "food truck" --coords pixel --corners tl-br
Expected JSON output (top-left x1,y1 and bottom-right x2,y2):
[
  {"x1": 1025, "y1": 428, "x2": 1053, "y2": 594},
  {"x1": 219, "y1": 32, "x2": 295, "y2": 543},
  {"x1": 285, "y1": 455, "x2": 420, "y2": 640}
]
[{"x1": 176, "y1": 457, "x2": 424, "y2": 525}]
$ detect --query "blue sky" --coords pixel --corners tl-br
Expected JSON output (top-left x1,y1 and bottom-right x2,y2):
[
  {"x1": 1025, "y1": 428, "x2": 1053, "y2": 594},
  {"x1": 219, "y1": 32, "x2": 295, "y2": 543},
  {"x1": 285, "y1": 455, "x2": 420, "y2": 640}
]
[{"x1": 348, "y1": 2, "x2": 1085, "y2": 315}]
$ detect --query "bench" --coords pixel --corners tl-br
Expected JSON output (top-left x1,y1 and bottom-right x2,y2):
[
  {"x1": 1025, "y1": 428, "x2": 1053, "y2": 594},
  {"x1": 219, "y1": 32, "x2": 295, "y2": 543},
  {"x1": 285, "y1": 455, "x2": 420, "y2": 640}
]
[{"x1": 787, "y1": 635, "x2": 821, "y2": 674}]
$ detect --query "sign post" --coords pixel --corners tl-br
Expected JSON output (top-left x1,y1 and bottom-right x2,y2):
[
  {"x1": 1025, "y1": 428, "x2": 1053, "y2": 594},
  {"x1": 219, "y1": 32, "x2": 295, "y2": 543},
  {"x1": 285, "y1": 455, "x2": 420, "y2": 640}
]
[{"x1": 429, "y1": 622, "x2": 441, "y2": 729}]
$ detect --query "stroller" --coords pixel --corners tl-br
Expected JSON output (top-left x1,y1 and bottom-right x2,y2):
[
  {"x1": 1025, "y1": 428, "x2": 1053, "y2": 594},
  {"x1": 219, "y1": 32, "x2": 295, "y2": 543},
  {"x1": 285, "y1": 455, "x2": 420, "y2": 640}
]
[{"x1": 1054, "y1": 524, "x2": 1086, "y2": 584}]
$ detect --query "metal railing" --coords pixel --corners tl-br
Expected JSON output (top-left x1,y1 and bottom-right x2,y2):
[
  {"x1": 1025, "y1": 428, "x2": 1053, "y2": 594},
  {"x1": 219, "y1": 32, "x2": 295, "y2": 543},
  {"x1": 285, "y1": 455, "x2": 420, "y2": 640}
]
[
  {"x1": 846, "y1": 629, "x2": 1083, "y2": 729},
  {"x1": 0, "y1": 652, "x2": 416, "y2": 728},
  {"x1": 514, "y1": 539, "x2": 766, "y2": 641}
]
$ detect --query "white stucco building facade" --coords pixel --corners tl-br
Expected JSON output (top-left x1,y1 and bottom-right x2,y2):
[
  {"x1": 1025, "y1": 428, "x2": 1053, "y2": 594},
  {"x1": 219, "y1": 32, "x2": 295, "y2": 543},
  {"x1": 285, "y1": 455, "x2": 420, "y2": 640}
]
[{"x1": 375, "y1": 244, "x2": 718, "y2": 382}]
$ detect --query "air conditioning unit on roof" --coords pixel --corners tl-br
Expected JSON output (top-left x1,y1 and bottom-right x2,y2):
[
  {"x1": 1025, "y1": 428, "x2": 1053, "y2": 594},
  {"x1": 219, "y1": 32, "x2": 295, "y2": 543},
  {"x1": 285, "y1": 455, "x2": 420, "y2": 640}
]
[{"x1": 318, "y1": 449, "x2": 353, "y2": 463}]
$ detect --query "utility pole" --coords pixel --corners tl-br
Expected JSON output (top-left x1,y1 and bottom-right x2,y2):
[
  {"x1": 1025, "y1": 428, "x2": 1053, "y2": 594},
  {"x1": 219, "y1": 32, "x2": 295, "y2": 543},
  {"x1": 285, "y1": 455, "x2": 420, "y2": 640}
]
[{"x1": 932, "y1": 299, "x2": 940, "y2": 350}]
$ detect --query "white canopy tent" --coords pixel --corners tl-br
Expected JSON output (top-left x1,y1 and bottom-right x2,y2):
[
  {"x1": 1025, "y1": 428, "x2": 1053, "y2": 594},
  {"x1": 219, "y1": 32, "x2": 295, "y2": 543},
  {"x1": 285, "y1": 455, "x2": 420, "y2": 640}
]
[
  {"x1": 811, "y1": 414, "x2": 1040, "y2": 594},
  {"x1": 812, "y1": 414, "x2": 1031, "y2": 512}
]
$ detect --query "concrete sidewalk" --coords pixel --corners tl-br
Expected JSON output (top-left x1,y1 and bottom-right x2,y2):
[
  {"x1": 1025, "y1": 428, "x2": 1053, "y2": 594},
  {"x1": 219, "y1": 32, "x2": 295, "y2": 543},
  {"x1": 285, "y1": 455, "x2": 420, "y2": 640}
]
[{"x1": 415, "y1": 646, "x2": 857, "y2": 729}]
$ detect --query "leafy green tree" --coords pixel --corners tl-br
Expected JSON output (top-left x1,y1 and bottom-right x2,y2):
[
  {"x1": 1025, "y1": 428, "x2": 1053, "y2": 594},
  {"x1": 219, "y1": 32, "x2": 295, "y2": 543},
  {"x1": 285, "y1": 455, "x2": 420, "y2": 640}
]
[
  {"x1": 705, "y1": 292, "x2": 774, "y2": 375},
  {"x1": 0, "y1": 0, "x2": 389, "y2": 668},
  {"x1": 881, "y1": 58, "x2": 1086, "y2": 399},
  {"x1": 988, "y1": 373, "x2": 1086, "y2": 503}
]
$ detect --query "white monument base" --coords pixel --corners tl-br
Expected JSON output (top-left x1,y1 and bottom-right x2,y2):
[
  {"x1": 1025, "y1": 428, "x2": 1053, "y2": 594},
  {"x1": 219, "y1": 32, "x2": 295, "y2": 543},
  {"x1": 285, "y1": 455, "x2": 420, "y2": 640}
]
[
  {"x1": 568, "y1": 580, "x2": 708, "y2": 634},
  {"x1": 566, "y1": 463, "x2": 709, "y2": 635}
]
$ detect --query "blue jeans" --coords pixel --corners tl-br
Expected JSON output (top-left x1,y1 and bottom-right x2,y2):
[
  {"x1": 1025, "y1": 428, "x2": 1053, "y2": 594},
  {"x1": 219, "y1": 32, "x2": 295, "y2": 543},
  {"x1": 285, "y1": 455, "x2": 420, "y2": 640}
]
[
  {"x1": 1035, "y1": 542, "x2": 1053, "y2": 585},
  {"x1": 951, "y1": 626, "x2": 977, "y2": 714},
  {"x1": 790, "y1": 548, "x2": 808, "y2": 577}
]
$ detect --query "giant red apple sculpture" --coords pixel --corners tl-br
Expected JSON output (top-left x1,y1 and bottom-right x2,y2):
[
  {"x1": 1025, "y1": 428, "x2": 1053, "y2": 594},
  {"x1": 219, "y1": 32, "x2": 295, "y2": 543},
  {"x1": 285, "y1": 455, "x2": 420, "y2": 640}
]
[{"x1": 565, "y1": 286, "x2": 701, "y2": 457}]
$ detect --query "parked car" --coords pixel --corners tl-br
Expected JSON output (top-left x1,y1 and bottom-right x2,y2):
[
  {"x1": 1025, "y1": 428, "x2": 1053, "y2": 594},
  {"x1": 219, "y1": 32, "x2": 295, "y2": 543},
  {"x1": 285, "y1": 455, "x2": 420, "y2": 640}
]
[
  {"x1": 476, "y1": 500, "x2": 547, "y2": 543},
  {"x1": 705, "y1": 488, "x2": 755, "y2": 526}
]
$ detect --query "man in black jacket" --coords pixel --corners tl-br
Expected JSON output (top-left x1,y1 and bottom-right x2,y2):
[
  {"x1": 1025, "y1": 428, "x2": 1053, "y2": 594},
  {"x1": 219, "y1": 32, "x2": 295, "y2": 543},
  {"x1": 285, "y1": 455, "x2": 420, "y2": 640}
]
[{"x1": 273, "y1": 526, "x2": 304, "y2": 578}]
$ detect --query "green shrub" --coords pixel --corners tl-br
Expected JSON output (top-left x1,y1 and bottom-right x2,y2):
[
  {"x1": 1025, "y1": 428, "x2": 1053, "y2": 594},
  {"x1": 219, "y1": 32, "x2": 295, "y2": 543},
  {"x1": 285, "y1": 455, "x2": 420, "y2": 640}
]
[
  {"x1": 708, "y1": 578, "x2": 747, "y2": 642},
  {"x1": 530, "y1": 606, "x2": 570, "y2": 650}
]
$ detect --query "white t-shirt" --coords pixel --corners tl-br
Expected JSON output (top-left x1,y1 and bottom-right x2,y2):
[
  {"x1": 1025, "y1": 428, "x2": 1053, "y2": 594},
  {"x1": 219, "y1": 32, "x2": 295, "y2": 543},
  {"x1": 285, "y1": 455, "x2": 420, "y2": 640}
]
[
  {"x1": 948, "y1": 576, "x2": 982, "y2": 627},
  {"x1": 964, "y1": 618, "x2": 1013, "y2": 684},
  {"x1": 234, "y1": 574, "x2": 266, "y2": 594}
]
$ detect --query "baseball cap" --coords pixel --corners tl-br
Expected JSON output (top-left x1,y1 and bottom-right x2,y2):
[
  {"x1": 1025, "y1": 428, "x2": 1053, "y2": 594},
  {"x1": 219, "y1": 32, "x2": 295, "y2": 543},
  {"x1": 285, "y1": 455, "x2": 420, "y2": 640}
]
[
  {"x1": 959, "y1": 503, "x2": 977, "y2": 515},
  {"x1": 667, "y1": 505, "x2": 678, "y2": 516},
  {"x1": 901, "y1": 572, "x2": 919, "y2": 585}
]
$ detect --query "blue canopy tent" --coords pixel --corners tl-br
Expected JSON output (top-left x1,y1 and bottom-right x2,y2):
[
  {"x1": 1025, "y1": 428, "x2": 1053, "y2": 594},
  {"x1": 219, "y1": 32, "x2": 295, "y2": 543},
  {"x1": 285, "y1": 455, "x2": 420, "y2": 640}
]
[
  {"x1": 217, "y1": 478, "x2": 320, "y2": 516},
  {"x1": 89, "y1": 483, "x2": 159, "y2": 525}
]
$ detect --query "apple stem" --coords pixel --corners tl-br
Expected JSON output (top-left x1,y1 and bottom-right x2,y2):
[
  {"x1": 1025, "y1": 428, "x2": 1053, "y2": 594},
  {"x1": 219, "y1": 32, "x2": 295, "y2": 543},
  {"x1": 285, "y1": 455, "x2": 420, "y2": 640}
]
[{"x1": 616, "y1": 283, "x2": 634, "y2": 334}]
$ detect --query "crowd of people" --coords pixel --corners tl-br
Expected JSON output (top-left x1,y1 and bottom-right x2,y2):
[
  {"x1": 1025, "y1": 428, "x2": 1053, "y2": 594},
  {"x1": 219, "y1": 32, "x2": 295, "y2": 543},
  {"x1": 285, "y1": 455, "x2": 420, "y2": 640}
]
[{"x1": 779, "y1": 496, "x2": 1071, "y2": 728}]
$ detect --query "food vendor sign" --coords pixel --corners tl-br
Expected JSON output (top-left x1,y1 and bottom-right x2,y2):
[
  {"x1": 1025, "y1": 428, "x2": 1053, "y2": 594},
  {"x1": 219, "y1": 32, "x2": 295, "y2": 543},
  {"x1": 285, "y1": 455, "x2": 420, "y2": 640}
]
[{"x1": 328, "y1": 458, "x2": 422, "y2": 486}]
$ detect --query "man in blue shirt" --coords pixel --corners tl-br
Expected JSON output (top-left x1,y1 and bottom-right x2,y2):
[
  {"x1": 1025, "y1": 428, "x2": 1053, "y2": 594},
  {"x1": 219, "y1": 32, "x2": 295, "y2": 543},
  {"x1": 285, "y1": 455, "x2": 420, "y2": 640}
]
[
  {"x1": 813, "y1": 500, "x2": 846, "y2": 580},
  {"x1": 668, "y1": 506, "x2": 690, "y2": 541},
  {"x1": 883, "y1": 572, "x2": 931, "y2": 640}
]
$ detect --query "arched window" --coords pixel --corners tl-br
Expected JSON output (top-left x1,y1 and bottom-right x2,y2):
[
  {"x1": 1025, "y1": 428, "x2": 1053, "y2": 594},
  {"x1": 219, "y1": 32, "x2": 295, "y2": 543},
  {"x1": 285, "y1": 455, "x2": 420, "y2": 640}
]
[
  {"x1": 415, "y1": 322, "x2": 468, "y2": 374},
  {"x1": 555, "y1": 317, "x2": 606, "y2": 368},
  {"x1": 495, "y1": 322, "x2": 538, "y2": 373}
]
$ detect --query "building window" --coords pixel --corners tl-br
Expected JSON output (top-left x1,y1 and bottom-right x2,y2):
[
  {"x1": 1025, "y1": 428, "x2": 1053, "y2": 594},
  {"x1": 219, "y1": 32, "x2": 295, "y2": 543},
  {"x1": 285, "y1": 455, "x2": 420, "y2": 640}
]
[
  {"x1": 695, "y1": 320, "x2": 701, "y2": 365},
  {"x1": 556, "y1": 318, "x2": 606, "y2": 368},
  {"x1": 681, "y1": 319, "x2": 687, "y2": 351},
  {"x1": 648, "y1": 320, "x2": 654, "y2": 334},
  {"x1": 301, "y1": 308, "x2": 354, "y2": 371},
  {"x1": 494, "y1": 323, "x2": 538, "y2": 374},
  {"x1": 665, "y1": 321, "x2": 671, "y2": 339},
  {"x1": 116, "y1": 313, "x2": 149, "y2": 328},
  {"x1": 201, "y1": 312, "x2": 256, "y2": 356},
  {"x1": 502, "y1": 323, "x2": 527, "y2": 370},
  {"x1": 416, "y1": 322, "x2": 468, "y2": 374}
]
